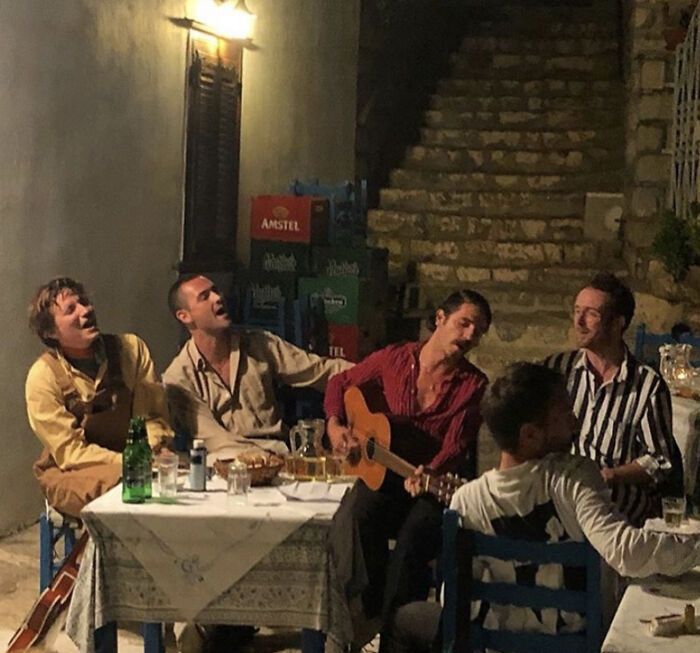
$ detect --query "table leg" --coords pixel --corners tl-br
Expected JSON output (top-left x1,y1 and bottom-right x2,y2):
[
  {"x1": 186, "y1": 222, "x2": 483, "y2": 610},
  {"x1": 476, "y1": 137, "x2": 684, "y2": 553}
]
[
  {"x1": 301, "y1": 628, "x2": 326, "y2": 653},
  {"x1": 142, "y1": 623, "x2": 164, "y2": 653},
  {"x1": 95, "y1": 621, "x2": 117, "y2": 653}
]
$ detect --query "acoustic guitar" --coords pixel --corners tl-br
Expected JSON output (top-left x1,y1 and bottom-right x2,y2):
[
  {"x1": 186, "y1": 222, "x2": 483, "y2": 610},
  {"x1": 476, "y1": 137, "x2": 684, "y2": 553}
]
[
  {"x1": 6, "y1": 532, "x2": 88, "y2": 652},
  {"x1": 343, "y1": 385, "x2": 464, "y2": 505}
]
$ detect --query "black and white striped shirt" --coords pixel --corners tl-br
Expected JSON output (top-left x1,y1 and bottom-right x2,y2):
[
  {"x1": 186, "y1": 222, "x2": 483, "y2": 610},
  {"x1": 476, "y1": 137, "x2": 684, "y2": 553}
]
[{"x1": 545, "y1": 348, "x2": 682, "y2": 525}]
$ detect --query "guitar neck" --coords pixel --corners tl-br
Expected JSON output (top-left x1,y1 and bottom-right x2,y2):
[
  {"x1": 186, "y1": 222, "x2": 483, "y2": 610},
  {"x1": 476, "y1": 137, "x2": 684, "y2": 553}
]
[{"x1": 371, "y1": 446, "x2": 415, "y2": 479}]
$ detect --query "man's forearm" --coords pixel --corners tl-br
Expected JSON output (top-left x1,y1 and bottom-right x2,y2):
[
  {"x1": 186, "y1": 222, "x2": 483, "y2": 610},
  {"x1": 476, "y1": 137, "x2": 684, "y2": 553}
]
[{"x1": 603, "y1": 460, "x2": 653, "y2": 486}]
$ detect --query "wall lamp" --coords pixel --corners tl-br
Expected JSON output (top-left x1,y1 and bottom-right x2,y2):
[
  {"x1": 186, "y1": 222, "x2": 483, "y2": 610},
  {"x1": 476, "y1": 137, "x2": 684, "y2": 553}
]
[{"x1": 170, "y1": 0, "x2": 255, "y2": 43}]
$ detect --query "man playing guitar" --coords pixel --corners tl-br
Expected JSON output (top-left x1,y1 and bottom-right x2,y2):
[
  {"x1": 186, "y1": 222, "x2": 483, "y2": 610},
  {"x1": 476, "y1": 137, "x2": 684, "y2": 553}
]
[{"x1": 324, "y1": 289, "x2": 491, "y2": 650}]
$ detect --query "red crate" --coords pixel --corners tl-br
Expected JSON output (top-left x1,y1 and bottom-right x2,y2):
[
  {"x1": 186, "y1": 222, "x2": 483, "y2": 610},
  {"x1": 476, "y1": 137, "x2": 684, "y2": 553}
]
[
  {"x1": 250, "y1": 196, "x2": 328, "y2": 244},
  {"x1": 328, "y1": 324, "x2": 373, "y2": 363}
]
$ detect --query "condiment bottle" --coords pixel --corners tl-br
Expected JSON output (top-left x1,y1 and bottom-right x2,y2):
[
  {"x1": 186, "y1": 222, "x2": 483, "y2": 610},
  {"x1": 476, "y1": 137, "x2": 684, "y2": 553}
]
[{"x1": 189, "y1": 438, "x2": 207, "y2": 491}]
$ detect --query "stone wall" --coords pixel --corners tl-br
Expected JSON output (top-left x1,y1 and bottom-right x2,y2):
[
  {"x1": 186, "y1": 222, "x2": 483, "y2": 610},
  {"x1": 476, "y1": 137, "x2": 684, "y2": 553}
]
[
  {"x1": 355, "y1": 0, "x2": 469, "y2": 207},
  {"x1": 623, "y1": 0, "x2": 700, "y2": 327},
  {"x1": 623, "y1": 0, "x2": 691, "y2": 274}
]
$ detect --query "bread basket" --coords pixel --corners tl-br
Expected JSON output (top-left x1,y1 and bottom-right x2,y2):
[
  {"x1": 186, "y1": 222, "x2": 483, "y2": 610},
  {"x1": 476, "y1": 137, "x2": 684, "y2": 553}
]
[{"x1": 213, "y1": 450, "x2": 285, "y2": 486}]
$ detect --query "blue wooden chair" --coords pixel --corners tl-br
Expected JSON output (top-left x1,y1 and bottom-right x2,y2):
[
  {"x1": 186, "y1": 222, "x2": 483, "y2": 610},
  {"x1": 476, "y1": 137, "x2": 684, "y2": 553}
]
[
  {"x1": 39, "y1": 502, "x2": 80, "y2": 591},
  {"x1": 441, "y1": 510, "x2": 602, "y2": 653},
  {"x1": 633, "y1": 323, "x2": 700, "y2": 367}
]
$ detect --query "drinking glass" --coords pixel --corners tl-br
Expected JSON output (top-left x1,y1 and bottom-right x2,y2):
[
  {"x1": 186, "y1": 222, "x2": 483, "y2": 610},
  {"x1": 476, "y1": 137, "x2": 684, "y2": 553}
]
[
  {"x1": 227, "y1": 461, "x2": 251, "y2": 505},
  {"x1": 156, "y1": 451, "x2": 178, "y2": 501},
  {"x1": 662, "y1": 496, "x2": 686, "y2": 527}
]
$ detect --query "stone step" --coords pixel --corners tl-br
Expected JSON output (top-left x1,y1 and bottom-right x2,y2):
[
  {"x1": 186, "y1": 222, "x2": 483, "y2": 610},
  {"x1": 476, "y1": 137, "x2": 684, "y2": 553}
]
[
  {"x1": 408, "y1": 239, "x2": 616, "y2": 271},
  {"x1": 368, "y1": 209, "x2": 585, "y2": 242},
  {"x1": 389, "y1": 169, "x2": 622, "y2": 193},
  {"x1": 424, "y1": 107, "x2": 620, "y2": 131},
  {"x1": 437, "y1": 78, "x2": 621, "y2": 98},
  {"x1": 459, "y1": 35, "x2": 617, "y2": 56},
  {"x1": 420, "y1": 127, "x2": 622, "y2": 151},
  {"x1": 430, "y1": 94, "x2": 619, "y2": 112},
  {"x1": 450, "y1": 53, "x2": 619, "y2": 80},
  {"x1": 379, "y1": 188, "x2": 584, "y2": 217},
  {"x1": 403, "y1": 281, "x2": 579, "y2": 316},
  {"x1": 464, "y1": 21, "x2": 616, "y2": 39},
  {"x1": 404, "y1": 145, "x2": 623, "y2": 174},
  {"x1": 420, "y1": 127, "x2": 623, "y2": 151}
]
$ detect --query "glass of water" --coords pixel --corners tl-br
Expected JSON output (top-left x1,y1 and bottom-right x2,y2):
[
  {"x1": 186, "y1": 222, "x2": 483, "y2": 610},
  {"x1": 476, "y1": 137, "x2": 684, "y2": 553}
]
[
  {"x1": 662, "y1": 496, "x2": 686, "y2": 528},
  {"x1": 156, "y1": 451, "x2": 179, "y2": 502},
  {"x1": 227, "y1": 460, "x2": 251, "y2": 506}
]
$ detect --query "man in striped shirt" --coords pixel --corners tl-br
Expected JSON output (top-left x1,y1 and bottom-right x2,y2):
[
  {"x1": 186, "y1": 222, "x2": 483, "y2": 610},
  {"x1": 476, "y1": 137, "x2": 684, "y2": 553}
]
[{"x1": 546, "y1": 272, "x2": 683, "y2": 526}]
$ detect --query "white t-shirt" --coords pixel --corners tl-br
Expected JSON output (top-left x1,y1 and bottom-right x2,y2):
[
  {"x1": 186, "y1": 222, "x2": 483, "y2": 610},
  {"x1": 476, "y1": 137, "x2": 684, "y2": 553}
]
[{"x1": 449, "y1": 453, "x2": 700, "y2": 635}]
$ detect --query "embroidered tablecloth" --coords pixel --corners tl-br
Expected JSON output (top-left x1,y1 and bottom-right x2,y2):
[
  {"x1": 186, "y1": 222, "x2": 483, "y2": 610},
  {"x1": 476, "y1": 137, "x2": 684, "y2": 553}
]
[{"x1": 66, "y1": 479, "x2": 353, "y2": 653}]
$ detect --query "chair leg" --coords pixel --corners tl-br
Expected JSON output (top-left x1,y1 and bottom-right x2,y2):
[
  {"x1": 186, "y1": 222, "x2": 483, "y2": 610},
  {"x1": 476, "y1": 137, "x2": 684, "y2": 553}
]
[
  {"x1": 143, "y1": 623, "x2": 164, "y2": 653},
  {"x1": 64, "y1": 523, "x2": 77, "y2": 556},
  {"x1": 95, "y1": 622, "x2": 118, "y2": 653},
  {"x1": 39, "y1": 513, "x2": 52, "y2": 592},
  {"x1": 301, "y1": 628, "x2": 325, "y2": 653}
]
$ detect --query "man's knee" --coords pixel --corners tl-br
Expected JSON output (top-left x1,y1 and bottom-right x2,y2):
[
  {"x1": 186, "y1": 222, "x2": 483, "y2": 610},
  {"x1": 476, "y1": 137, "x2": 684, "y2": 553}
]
[{"x1": 38, "y1": 463, "x2": 121, "y2": 517}]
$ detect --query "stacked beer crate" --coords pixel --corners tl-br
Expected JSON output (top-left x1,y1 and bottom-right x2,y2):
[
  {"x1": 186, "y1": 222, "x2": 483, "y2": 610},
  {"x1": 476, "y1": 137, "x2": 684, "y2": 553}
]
[{"x1": 247, "y1": 184, "x2": 387, "y2": 362}]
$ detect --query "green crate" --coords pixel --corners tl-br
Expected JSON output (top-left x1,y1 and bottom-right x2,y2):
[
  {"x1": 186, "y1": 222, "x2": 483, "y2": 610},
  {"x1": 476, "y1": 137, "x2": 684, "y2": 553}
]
[
  {"x1": 298, "y1": 276, "x2": 380, "y2": 325},
  {"x1": 311, "y1": 246, "x2": 388, "y2": 284},
  {"x1": 250, "y1": 240, "x2": 310, "y2": 276}
]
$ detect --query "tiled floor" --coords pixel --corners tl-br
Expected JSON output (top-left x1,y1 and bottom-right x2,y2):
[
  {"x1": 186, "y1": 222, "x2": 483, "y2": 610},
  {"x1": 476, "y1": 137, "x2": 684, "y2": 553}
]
[{"x1": 0, "y1": 523, "x2": 302, "y2": 652}]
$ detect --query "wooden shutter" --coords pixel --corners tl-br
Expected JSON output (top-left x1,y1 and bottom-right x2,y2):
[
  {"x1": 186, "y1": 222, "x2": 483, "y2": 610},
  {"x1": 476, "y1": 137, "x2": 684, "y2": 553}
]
[{"x1": 182, "y1": 36, "x2": 242, "y2": 271}]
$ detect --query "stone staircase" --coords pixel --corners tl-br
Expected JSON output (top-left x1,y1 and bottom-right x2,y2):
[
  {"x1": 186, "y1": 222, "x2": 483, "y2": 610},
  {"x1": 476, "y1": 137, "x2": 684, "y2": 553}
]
[{"x1": 368, "y1": 0, "x2": 627, "y2": 381}]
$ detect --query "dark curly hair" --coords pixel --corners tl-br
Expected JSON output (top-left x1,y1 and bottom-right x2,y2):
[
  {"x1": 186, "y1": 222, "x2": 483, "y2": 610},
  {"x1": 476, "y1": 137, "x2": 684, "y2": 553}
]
[
  {"x1": 481, "y1": 363, "x2": 566, "y2": 453},
  {"x1": 426, "y1": 289, "x2": 492, "y2": 333}
]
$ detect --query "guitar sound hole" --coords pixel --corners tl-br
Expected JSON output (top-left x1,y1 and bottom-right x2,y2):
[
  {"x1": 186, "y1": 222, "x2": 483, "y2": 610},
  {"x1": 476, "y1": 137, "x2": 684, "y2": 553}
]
[{"x1": 366, "y1": 438, "x2": 376, "y2": 460}]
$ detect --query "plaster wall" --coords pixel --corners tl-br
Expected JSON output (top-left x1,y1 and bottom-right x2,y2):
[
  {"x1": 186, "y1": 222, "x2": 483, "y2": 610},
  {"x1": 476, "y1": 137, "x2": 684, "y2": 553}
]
[
  {"x1": 235, "y1": 0, "x2": 361, "y2": 264},
  {"x1": 0, "y1": 0, "x2": 187, "y2": 534}
]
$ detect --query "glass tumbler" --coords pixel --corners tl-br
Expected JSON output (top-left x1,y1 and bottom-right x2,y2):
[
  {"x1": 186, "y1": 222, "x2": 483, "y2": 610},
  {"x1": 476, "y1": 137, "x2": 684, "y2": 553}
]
[
  {"x1": 227, "y1": 460, "x2": 251, "y2": 506},
  {"x1": 156, "y1": 451, "x2": 179, "y2": 501}
]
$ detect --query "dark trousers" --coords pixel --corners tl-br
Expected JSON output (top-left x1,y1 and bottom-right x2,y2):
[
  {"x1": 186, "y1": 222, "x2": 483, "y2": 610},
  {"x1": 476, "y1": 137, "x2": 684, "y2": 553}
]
[
  {"x1": 328, "y1": 475, "x2": 443, "y2": 643},
  {"x1": 383, "y1": 601, "x2": 442, "y2": 653}
]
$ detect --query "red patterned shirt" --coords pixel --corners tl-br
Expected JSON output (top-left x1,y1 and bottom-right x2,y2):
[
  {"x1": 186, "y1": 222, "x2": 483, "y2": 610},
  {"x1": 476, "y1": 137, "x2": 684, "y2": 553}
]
[{"x1": 323, "y1": 341, "x2": 488, "y2": 475}]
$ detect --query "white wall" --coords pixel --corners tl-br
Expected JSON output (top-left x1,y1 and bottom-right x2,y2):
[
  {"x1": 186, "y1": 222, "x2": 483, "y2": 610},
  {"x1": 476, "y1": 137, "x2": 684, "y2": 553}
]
[
  {"x1": 236, "y1": 0, "x2": 361, "y2": 263},
  {"x1": 0, "y1": 0, "x2": 187, "y2": 534},
  {"x1": 0, "y1": 0, "x2": 361, "y2": 534}
]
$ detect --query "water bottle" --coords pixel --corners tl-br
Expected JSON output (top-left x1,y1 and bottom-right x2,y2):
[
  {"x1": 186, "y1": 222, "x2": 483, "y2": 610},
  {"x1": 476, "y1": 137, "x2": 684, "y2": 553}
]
[
  {"x1": 189, "y1": 438, "x2": 207, "y2": 491},
  {"x1": 133, "y1": 419, "x2": 153, "y2": 499},
  {"x1": 122, "y1": 417, "x2": 147, "y2": 503}
]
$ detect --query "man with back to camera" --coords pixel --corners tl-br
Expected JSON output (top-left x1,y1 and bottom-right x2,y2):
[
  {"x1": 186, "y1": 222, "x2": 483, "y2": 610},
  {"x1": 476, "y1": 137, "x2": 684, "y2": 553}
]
[
  {"x1": 545, "y1": 272, "x2": 683, "y2": 526},
  {"x1": 387, "y1": 363, "x2": 700, "y2": 653},
  {"x1": 25, "y1": 276, "x2": 172, "y2": 518},
  {"x1": 163, "y1": 273, "x2": 353, "y2": 459}
]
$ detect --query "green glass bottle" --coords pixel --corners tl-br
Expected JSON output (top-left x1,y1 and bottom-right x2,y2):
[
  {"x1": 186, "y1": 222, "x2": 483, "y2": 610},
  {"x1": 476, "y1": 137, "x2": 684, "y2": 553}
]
[
  {"x1": 134, "y1": 418, "x2": 153, "y2": 499},
  {"x1": 122, "y1": 417, "x2": 146, "y2": 503}
]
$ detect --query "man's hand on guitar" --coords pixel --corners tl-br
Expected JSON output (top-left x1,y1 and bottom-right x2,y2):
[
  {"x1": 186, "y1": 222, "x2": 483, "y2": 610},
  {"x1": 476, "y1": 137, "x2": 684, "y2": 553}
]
[
  {"x1": 404, "y1": 464, "x2": 428, "y2": 498},
  {"x1": 327, "y1": 416, "x2": 361, "y2": 463}
]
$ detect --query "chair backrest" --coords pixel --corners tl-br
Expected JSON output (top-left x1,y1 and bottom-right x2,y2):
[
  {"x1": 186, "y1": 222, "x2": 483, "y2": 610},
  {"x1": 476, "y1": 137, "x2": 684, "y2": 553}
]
[
  {"x1": 634, "y1": 323, "x2": 700, "y2": 367},
  {"x1": 441, "y1": 510, "x2": 602, "y2": 653}
]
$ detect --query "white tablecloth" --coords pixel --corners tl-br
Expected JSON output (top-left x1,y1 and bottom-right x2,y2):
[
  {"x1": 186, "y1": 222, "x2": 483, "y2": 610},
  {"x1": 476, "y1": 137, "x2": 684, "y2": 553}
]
[
  {"x1": 602, "y1": 568, "x2": 700, "y2": 652},
  {"x1": 66, "y1": 479, "x2": 354, "y2": 653},
  {"x1": 672, "y1": 396, "x2": 700, "y2": 494}
]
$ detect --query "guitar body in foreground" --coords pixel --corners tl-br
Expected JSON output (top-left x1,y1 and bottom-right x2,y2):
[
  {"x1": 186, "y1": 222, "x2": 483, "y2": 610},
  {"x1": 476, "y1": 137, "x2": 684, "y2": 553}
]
[
  {"x1": 6, "y1": 532, "x2": 88, "y2": 652},
  {"x1": 343, "y1": 385, "x2": 463, "y2": 504}
]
